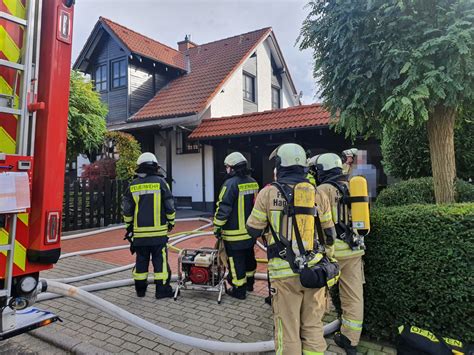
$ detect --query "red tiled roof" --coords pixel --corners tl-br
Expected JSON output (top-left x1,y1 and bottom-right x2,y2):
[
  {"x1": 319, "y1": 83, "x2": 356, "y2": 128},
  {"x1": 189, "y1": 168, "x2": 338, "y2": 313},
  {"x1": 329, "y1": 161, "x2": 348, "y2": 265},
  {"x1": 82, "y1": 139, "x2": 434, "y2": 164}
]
[
  {"x1": 188, "y1": 104, "x2": 331, "y2": 139},
  {"x1": 100, "y1": 17, "x2": 186, "y2": 71},
  {"x1": 131, "y1": 27, "x2": 272, "y2": 121}
]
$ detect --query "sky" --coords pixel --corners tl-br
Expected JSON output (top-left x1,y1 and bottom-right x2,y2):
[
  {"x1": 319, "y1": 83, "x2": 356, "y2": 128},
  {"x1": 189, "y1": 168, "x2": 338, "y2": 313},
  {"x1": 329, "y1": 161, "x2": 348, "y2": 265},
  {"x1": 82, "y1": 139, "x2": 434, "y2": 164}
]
[{"x1": 71, "y1": 0, "x2": 320, "y2": 104}]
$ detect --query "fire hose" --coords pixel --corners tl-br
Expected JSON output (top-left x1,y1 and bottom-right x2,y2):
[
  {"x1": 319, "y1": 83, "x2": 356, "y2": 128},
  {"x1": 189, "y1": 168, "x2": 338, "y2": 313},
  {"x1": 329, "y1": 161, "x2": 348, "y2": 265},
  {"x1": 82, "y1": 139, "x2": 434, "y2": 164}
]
[{"x1": 38, "y1": 218, "x2": 340, "y2": 353}]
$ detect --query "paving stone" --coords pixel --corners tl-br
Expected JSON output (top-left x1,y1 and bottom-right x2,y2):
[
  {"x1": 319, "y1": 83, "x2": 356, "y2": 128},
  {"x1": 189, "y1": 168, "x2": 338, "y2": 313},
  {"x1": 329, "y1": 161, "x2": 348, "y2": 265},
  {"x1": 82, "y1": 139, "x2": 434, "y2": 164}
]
[
  {"x1": 121, "y1": 341, "x2": 142, "y2": 353},
  {"x1": 359, "y1": 340, "x2": 383, "y2": 351},
  {"x1": 92, "y1": 331, "x2": 111, "y2": 341},
  {"x1": 140, "y1": 338, "x2": 159, "y2": 350},
  {"x1": 106, "y1": 335, "x2": 125, "y2": 346},
  {"x1": 93, "y1": 323, "x2": 111, "y2": 333},
  {"x1": 153, "y1": 344, "x2": 176, "y2": 353},
  {"x1": 107, "y1": 327, "x2": 126, "y2": 338},
  {"x1": 382, "y1": 346, "x2": 397, "y2": 354},
  {"x1": 171, "y1": 342, "x2": 194, "y2": 353},
  {"x1": 367, "y1": 350, "x2": 385, "y2": 355}
]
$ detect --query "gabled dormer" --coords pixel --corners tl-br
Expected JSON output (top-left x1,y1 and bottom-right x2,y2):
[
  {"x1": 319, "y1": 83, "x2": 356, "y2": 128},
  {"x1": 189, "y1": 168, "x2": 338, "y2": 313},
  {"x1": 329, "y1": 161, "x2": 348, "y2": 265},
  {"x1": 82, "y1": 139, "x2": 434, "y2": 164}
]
[{"x1": 73, "y1": 17, "x2": 187, "y2": 125}]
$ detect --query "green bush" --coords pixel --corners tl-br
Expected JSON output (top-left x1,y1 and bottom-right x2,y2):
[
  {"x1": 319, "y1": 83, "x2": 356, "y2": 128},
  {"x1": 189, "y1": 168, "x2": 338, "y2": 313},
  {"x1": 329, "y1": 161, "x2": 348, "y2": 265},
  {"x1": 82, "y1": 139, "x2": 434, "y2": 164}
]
[
  {"x1": 375, "y1": 177, "x2": 474, "y2": 207},
  {"x1": 381, "y1": 115, "x2": 474, "y2": 181},
  {"x1": 364, "y1": 204, "x2": 474, "y2": 342}
]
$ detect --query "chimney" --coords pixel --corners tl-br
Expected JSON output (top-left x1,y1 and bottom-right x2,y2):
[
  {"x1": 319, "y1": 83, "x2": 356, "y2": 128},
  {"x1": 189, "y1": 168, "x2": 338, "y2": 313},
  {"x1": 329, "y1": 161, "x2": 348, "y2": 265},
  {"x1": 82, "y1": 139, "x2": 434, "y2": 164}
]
[{"x1": 178, "y1": 34, "x2": 197, "y2": 52}]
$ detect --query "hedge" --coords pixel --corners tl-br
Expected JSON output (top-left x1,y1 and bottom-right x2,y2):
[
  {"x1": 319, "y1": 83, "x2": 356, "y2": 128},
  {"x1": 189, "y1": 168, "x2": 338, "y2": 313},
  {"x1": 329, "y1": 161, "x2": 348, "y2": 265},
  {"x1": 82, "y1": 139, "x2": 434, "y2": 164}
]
[
  {"x1": 375, "y1": 177, "x2": 474, "y2": 207},
  {"x1": 362, "y1": 203, "x2": 473, "y2": 342}
]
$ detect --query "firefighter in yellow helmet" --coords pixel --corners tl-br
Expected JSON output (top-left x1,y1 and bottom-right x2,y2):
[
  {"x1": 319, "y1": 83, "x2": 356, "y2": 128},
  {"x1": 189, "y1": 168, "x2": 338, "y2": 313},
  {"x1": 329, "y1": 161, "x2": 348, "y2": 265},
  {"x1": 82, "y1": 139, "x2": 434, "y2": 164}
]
[
  {"x1": 214, "y1": 152, "x2": 259, "y2": 299},
  {"x1": 309, "y1": 152, "x2": 365, "y2": 355},
  {"x1": 122, "y1": 153, "x2": 176, "y2": 299},
  {"x1": 246, "y1": 143, "x2": 337, "y2": 354}
]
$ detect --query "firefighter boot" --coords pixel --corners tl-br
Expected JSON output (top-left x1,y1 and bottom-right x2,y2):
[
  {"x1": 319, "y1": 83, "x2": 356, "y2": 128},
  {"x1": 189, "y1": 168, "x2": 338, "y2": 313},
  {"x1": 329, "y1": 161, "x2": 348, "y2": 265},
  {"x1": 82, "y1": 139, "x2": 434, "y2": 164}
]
[
  {"x1": 246, "y1": 277, "x2": 255, "y2": 292},
  {"x1": 135, "y1": 280, "x2": 147, "y2": 297},
  {"x1": 226, "y1": 285, "x2": 246, "y2": 300},
  {"x1": 334, "y1": 332, "x2": 357, "y2": 355},
  {"x1": 155, "y1": 282, "x2": 173, "y2": 299}
]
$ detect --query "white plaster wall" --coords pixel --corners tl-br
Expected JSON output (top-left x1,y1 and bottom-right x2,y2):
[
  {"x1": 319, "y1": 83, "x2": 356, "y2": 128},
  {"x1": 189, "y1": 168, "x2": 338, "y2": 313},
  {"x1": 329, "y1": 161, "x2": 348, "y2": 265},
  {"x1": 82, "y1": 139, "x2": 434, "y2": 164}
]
[
  {"x1": 209, "y1": 66, "x2": 243, "y2": 118},
  {"x1": 154, "y1": 133, "x2": 167, "y2": 169},
  {"x1": 204, "y1": 144, "x2": 214, "y2": 202},
  {"x1": 282, "y1": 82, "x2": 295, "y2": 108},
  {"x1": 256, "y1": 40, "x2": 273, "y2": 112}
]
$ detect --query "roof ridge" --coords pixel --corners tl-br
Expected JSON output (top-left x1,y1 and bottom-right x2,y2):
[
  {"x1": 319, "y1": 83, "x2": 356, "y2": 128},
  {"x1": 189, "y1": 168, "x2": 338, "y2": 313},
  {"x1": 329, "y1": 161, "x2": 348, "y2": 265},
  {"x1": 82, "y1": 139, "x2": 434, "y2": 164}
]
[
  {"x1": 195, "y1": 26, "x2": 272, "y2": 48},
  {"x1": 208, "y1": 103, "x2": 323, "y2": 121},
  {"x1": 99, "y1": 16, "x2": 183, "y2": 56}
]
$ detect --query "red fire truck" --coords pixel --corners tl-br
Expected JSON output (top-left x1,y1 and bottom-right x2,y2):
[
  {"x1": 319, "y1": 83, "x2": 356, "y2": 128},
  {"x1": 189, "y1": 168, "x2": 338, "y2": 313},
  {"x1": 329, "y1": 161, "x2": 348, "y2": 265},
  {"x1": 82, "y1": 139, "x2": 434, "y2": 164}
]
[{"x1": 0, "y1": 0, "x2": 74, "y2": 339}]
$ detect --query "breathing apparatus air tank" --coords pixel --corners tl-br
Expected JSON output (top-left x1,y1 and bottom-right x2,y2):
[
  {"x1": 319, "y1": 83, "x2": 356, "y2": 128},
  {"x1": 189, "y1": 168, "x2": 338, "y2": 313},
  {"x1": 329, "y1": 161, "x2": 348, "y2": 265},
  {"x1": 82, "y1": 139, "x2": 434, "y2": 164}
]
[{"x1": 348, "y1": 176, "x2": 370, "y2": 236}]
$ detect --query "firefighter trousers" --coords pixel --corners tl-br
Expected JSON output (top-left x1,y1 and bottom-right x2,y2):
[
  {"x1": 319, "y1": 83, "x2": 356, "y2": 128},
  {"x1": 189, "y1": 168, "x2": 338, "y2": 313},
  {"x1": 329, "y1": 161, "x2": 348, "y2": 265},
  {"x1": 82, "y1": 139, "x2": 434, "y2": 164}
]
[
  {"x1": 132, "y1": 245, "x2": 171, "y2": 287},
  {"x1": 338, "y1": 255, "x2": 365, "y2": 346},
  {"x1": 272, "y1": 276, "x2": 327, "y2": 354},
  {"x1": 225, "y1": 245, "x2": 257, "y2": 288}
]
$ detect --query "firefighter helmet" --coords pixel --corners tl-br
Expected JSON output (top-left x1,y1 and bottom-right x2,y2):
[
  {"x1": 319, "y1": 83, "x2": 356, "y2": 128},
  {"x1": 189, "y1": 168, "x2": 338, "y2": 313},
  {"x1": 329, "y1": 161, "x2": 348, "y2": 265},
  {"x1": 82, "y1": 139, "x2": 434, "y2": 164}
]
[
  {"x1": 224, "y1": 152, "x2": 247, "y2": 168},
  {"x1": 269, "y1": 143, "x2": 307, "y2": 167},
  {"x1": 314, "y1": 153, "x2": 342, "y2": 172},
  {"x1": 342, "y1": 148, "x2": 358, "y2": 158},
  {"x1": 137, "y1": 152, "x2": 159, "y2": 166},
  {"x1": 307, "y1": 154, "x2": 320, "y2": 168}
]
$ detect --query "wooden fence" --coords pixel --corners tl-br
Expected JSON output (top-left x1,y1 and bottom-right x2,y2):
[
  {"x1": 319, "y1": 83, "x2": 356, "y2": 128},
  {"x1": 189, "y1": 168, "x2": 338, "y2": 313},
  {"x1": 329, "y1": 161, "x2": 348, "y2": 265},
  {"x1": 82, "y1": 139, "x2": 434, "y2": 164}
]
[{"x1": 62, "y1": 178, "x2": 128, "y2": 232}]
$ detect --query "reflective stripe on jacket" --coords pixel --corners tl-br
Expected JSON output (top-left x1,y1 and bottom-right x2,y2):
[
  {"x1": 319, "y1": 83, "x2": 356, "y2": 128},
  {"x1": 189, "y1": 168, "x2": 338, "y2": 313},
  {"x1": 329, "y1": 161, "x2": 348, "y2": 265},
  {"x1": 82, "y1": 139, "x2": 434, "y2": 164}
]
[
  {"x1": 214, "y1": 175, "x2": 259, "y2": 249},
  {"x1": 122, "y1": 174, "x2": 175, "y2": 246}
]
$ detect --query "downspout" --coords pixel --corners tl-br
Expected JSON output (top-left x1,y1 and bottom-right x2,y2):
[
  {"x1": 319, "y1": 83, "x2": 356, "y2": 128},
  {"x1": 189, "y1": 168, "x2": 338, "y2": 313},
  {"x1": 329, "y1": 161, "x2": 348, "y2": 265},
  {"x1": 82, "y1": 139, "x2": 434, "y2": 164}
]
[{"x1": 201, "y1": 144, "x2": 206, "y2": 211}]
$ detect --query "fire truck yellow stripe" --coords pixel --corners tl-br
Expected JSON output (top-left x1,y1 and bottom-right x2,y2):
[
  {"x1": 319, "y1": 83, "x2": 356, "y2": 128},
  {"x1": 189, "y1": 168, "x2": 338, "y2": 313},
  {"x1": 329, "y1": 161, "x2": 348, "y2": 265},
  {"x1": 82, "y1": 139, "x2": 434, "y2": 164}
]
[
  {"x1": 0, "y1": 76, "x2": 20, "y2": 108},
  {"x1": 0, "y1": 25, "x2": 21, "y2": 62},
  {"x1": 0, "y1": 228, "x2": 27, "y2": 271},
  {"x1": 2, "y1": 0, "x2": 26, "y2": 19},
  {"x1": 17, "y1": 213, "x2": 28, "y2": 226},
  {"x1": 0, "y1": 127, "x2": 16, "y2": 153}
]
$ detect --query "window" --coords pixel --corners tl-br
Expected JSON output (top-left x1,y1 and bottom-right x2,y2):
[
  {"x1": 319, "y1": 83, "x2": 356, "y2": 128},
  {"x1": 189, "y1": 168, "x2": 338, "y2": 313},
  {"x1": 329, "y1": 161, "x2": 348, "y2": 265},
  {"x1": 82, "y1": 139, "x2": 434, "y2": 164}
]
[
  {"x1": 94, "y1": 64, "x2": 107, "y2": 92},
  {"x1": 176, "y1": 128, "x2": 200, "y2": 154},
  {"x1": 272, "y1": 86, "x2": 281, "y2": 109},
  {"x1": 111, "y1": 59, "x2": 127, "y2": 88},
  {"x1": 243, "y1": 73, "x2": 255, "y2": 102}
]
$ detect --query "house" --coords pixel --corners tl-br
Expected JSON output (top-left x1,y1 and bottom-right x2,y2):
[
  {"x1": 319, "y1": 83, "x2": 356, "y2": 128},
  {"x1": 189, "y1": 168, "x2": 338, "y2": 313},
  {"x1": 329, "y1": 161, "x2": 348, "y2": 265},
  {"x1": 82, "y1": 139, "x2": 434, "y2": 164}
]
[{"x1": 74, "y1": 17, "x2": 385, "y2": 210}]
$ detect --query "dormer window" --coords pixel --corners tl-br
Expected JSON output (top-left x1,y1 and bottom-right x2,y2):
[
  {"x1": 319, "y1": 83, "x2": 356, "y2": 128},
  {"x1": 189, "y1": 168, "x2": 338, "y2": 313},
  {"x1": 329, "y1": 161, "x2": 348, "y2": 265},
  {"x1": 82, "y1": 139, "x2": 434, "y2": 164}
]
[
  {"x1": 111, "y1": 59, "x2": 127, "y2": 89},
  {"x1": 94, "y1": 64, "x2": 107, "y2": 92}
]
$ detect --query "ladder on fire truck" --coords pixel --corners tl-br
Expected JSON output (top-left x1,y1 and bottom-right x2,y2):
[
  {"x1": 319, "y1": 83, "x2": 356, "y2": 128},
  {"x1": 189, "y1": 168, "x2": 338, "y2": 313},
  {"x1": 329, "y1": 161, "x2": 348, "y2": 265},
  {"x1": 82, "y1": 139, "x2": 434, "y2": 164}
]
[{"x1": 0, "y1": 0, "x2": 41, "y2": 301}]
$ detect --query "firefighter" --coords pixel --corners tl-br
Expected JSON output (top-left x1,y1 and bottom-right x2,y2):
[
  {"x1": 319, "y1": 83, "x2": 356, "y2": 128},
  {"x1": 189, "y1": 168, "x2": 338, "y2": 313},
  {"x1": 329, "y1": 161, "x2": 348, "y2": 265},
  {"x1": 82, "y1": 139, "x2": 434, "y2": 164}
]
[
  {"x1": 122, "y1": 152, "x2": 176, "y2": 299},
  {"x1": 307, "y1": 154, "x2": 320, "y2": 186},
  {"x1": 246, "y1": 143, "x2": 336, "y2": 354},
  {"x1": 311, "y1": 152, "x2": 365, "y2": 355},
  {"x1": 342, "y1": 148, "x2": 358, "y2": 175},
  {"x1": 214, "y1": 152, "x2": 259, "y2": 300}
]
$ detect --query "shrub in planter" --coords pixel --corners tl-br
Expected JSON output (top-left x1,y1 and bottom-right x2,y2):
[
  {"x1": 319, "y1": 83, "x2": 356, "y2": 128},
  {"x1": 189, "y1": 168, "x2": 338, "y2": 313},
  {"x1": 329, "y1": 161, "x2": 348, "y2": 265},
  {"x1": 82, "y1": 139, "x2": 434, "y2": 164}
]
[
  {"x1": 375, "y1": 177, "x2": 474, "y2": 207},
  {"x1": 363, "y1": 204, "x2": 473, "y2": 342}
]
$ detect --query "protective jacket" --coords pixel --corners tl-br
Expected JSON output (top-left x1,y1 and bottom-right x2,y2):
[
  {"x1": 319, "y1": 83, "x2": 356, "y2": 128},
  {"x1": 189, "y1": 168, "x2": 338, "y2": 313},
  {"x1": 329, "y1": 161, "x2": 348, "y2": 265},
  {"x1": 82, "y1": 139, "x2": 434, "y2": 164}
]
[
  {"x1": 317, "y1": 179, "x2": 364, "y2": 259},
  {"x1": 246, "y1": 170, "x2": 334, "y2": 280},
  {"x1": 122, "y1": 174, "x2": 175, "y2": 247},
  {"x1": 214, "y1": 175, "x2": 259, "y2": 250}
]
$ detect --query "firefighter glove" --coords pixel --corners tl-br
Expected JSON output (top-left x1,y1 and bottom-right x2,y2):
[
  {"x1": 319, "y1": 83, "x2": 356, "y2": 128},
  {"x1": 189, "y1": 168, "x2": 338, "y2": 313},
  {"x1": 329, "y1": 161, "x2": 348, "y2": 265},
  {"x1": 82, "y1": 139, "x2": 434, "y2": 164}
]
[
  {"x1": 167, "y1": 222, "x2": 175, "y2": 232},
  {"x1": 214, "y1": 226, "x2": 222, "y2": 239}
]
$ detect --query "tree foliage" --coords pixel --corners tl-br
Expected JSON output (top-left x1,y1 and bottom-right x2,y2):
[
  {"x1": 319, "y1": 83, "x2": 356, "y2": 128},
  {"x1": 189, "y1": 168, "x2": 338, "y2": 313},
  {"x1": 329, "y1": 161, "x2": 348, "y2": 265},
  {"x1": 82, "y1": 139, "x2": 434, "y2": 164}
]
[
  {"x1": 103, "y1": 131, "x2": 141, "y2": 180},
  {"x1": 382, "y1": 112, "x2": 473, "y2": 180},
  {"x1": 299, "y1": 0, "x2": 474, "y2": 135},
  {"x1": 299, "y1": 0, "x2": 474, "y2": 203},
  {"x1": 67, "y1": 71, "x2": 108, "y2": 161}
]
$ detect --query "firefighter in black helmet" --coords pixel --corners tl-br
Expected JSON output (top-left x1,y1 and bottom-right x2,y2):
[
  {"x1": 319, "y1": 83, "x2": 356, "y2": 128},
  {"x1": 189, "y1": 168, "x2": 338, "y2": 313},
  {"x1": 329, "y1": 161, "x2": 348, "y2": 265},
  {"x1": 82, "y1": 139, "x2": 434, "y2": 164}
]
[
  {"x1": 214, "y1": 152, "x2": 259, "y2": 299},
  {"x1": 122, "y1": 152, "x2": 176, "y2": 299}
]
